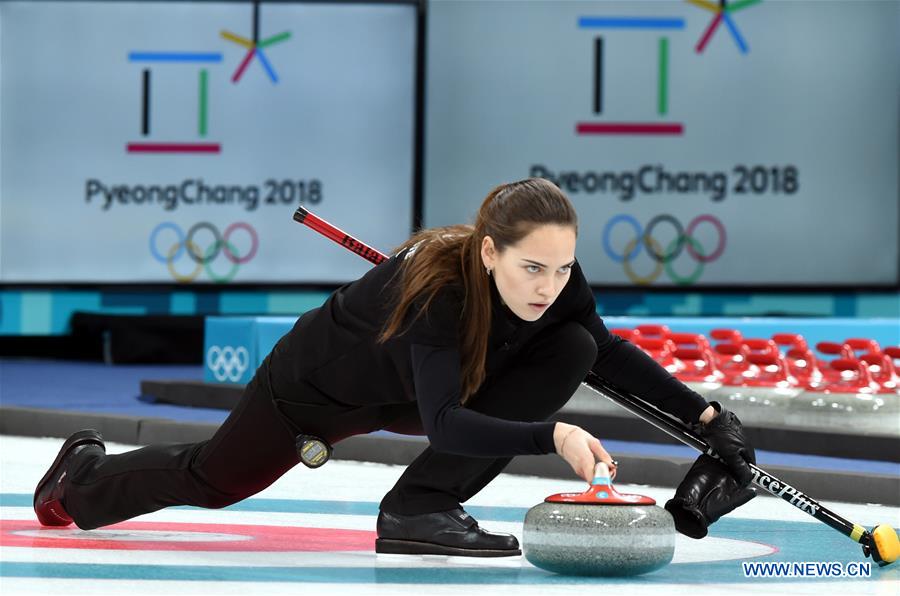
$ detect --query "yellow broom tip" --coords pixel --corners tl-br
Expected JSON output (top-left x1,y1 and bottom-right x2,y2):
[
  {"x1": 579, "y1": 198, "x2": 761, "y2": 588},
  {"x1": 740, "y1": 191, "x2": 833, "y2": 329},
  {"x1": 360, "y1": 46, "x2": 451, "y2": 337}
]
[{"x1": 871, "y1": 525, "x2": 900, "y2": 566}]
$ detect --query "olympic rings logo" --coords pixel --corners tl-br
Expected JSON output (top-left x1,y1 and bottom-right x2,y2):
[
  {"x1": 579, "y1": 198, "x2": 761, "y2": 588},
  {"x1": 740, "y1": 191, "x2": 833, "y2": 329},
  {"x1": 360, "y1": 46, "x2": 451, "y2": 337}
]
[
  {"x1": 206, "y1": 345, "x2": 250, "y2": 382},
  {"x1": 601, "y1": 214, "x2": 727, "y2": 285},
  {"x1": 149, "y1": 222, "x2": 259, "y2": 283}
]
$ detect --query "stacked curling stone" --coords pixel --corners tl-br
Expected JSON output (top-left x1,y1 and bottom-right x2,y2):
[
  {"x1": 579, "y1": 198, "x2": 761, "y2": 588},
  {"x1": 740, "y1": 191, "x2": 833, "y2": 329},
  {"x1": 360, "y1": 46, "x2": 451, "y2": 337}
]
[{"x1": 523, "y1": 463, "x2": 675, "y2": 577}]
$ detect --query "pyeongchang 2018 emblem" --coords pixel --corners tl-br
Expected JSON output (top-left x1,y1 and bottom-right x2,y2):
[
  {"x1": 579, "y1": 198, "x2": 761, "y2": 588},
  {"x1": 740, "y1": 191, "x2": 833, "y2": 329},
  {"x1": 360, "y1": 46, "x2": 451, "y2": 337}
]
[
  {"x1": 150, "y1": 222, "x2": 259, "y2": 282},
  {"x1": 575, "y1": 0, "x2": 761, "y2": 137},
  {"x1": 127, "y1": 0, "x2": 290, "y2": 155}
]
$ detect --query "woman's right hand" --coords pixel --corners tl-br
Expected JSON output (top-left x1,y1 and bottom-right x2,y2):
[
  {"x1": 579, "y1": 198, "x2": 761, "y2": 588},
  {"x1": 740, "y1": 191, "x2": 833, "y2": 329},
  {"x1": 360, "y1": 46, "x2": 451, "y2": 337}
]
[{"x1": 553, "y1": 422, "x2": 617, "y2": 483}]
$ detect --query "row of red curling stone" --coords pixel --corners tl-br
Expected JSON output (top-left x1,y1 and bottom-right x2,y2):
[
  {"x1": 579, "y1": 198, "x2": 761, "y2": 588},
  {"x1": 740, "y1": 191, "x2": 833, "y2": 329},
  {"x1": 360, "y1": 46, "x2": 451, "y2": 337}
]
[{"x1": 610, "y1": 326, "x2": 900, "y2": 417}]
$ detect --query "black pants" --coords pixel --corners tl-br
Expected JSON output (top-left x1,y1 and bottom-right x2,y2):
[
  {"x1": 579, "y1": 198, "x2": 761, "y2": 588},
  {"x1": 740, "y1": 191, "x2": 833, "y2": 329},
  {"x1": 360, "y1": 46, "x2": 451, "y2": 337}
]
[{"x1": 63, "y1": 322, "x2": 596, "y2": 530}]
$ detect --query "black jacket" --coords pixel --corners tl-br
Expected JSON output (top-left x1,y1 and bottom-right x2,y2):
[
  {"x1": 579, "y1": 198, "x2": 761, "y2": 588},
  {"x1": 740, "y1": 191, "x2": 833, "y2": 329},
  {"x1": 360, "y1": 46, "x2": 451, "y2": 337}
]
[{"x1": 270, "y1": 245, "x2": 708, "y2": 457}]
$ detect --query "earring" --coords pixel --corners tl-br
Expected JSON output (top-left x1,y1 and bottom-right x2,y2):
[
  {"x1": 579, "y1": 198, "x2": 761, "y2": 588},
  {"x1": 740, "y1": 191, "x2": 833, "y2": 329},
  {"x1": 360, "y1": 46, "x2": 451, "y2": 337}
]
[{"x1": 486, "y1": 267, "x2": 492, "y2": 276}]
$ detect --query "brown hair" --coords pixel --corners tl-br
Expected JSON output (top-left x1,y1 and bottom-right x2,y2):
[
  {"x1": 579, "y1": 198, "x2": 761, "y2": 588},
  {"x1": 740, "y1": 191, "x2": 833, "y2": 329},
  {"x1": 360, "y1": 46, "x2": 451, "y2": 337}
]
[{"x1": 379, "y1": 178, "x2": 578, "y2": 403}]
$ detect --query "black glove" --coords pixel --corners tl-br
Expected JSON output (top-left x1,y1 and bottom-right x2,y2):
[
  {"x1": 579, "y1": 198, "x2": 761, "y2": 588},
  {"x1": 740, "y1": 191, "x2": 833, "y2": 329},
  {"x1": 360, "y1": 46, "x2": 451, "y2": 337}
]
[
  {"x1": 665, "y1": 454, "x2": 757, "y2": 539},
  {"x1": 696, "y1": 402, "x2": 756, "y2": 486}
]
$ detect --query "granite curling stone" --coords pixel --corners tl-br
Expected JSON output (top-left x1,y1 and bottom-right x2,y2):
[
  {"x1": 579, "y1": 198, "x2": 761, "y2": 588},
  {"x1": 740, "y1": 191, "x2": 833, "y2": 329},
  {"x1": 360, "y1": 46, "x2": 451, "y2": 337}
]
[{"x1": 523, "y1": 463, "x2": 675, "y2": 576}]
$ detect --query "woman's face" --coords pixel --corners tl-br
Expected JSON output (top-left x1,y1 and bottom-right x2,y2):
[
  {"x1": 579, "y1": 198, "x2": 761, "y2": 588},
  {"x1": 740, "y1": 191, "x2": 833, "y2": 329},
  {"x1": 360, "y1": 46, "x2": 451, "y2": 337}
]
[{"x1": 481, "y1": 224, "x2": 577, "y2": 322}]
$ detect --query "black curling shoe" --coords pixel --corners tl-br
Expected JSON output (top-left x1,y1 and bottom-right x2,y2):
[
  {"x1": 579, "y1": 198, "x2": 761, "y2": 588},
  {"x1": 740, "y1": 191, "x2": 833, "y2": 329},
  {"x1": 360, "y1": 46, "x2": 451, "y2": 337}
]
[
  {"x1": 375, "y1": 508, "x2": 521, "y2": 557},
  {"x1": 33, "y1": 429, "x2": 105, "y2": 526}
]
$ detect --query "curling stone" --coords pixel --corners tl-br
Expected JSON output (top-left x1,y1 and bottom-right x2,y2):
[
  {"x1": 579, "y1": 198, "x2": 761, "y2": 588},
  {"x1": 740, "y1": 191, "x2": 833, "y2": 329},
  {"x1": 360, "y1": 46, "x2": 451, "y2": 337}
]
[{"x1": 523, "y1": 463, "x2": 675, "y2": 577}]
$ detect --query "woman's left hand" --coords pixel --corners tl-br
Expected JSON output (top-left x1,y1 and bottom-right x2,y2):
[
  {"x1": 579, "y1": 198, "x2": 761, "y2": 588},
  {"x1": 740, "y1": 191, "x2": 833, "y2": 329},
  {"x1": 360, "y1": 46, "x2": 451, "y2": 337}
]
[{"x1": 697, "y1": 402, "x2": 756, "y2": 487}]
